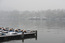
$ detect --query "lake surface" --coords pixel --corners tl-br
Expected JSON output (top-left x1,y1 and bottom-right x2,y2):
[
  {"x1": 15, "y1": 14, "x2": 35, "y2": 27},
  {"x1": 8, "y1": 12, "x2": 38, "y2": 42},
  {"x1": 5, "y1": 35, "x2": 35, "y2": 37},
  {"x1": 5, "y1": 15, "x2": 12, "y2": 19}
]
[{"x1": 0, "y1": 20, "x2": 65, "y2": 43}]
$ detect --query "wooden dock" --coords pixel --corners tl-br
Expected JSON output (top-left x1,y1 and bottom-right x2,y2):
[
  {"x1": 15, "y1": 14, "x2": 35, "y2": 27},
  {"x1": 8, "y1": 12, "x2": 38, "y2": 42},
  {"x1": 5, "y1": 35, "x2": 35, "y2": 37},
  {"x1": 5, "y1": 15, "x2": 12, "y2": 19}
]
[
  {"x1": 0, "y1": 27, "x2": 37, "y2": 40},
  {"x1": 0, "y1": 30, "x2": 37, "y2": 40},
  {"x1": 0, "y1": 34, "x2": 37, "y2": 43}
]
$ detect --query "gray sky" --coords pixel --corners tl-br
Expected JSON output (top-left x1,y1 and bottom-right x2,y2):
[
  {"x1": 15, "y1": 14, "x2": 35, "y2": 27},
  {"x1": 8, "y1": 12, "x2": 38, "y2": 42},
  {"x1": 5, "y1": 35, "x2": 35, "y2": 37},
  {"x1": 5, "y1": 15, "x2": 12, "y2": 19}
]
[{"x1": 0, "y1": 0, "x2": 65, "y2": 11}]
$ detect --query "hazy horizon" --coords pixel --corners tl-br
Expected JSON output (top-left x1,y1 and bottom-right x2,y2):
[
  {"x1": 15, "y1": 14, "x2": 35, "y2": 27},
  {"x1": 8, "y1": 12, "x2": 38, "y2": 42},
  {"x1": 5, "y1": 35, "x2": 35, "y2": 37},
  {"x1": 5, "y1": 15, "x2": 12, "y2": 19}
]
[{"x1": 0, "y1": 0, "x2": 65, "y2": 11}]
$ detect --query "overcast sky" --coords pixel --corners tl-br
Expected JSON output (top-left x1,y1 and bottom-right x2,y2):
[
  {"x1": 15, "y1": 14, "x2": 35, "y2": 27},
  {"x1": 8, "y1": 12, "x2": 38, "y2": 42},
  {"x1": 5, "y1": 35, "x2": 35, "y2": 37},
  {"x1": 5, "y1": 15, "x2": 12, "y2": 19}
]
[{"x1": 0, "y1": 0, "x2": 65, "y2": 11}]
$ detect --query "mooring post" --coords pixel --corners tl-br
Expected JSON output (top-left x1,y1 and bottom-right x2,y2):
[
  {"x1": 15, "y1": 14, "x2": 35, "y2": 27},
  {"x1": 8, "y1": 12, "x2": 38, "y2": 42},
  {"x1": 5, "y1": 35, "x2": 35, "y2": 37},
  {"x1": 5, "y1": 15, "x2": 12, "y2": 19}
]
[
  {"x1": 21, "y1": 31, "x2": 24, "y2": 43},
  {"x1": 22, "y1": 31, "x2": 24, "y2": 38},
  {"x1": 35, "y1": 30, "x2": 37, "y2": 40},
  {"x1": 36, "y1": 30, "x2": 37, "y2": 36}
]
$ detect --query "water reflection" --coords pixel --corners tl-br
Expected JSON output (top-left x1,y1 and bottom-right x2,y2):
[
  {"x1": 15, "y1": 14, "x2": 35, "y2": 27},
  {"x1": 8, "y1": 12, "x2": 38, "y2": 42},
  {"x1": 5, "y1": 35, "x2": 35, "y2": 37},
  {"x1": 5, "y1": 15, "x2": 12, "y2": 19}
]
[{"x1": 0, "y1": 35, "x2": 37, "y2": 43}]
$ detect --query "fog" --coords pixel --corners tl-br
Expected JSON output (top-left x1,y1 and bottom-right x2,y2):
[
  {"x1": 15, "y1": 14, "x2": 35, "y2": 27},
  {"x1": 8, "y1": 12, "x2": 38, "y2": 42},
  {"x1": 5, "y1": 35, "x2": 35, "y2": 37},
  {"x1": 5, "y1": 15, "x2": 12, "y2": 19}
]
[
  {"x1": 0, "y1": 0, "x2": 65, "y2": 29},
  {"x1": 0, "y1": 0, "x2": 65, "y2": 11},
  {"x1": 0, "y1": 10, "x2": 65, "y2": 29}
]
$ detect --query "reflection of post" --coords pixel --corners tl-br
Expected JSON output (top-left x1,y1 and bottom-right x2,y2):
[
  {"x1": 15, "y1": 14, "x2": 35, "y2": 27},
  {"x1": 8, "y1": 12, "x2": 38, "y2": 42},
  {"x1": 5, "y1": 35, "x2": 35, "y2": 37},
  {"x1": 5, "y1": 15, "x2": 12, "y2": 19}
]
[
  {"x1": 22, "y1": 38, "x2": 24, "y2": 43},
  {"x1": 35, "y1": 30, "x2": 37, "y2": 40}
]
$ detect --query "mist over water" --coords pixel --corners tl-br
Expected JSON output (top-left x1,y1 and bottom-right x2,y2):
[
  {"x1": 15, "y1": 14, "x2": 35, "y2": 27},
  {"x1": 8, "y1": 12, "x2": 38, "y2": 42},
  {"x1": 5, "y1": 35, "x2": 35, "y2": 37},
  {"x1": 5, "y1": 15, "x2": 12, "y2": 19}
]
[
  {"x1": 0, "y1": 10, "x2": 65, "y2": 29},
  {"x1": 0, "y1": 10, "x2": 65, "y2": 43}
]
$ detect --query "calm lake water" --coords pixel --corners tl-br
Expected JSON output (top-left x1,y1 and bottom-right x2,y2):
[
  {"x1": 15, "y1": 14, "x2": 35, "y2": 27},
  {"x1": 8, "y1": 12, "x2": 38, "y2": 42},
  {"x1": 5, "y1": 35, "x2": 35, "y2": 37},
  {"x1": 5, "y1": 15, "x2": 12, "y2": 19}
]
[{"x1": 0, "y1": 20, "x2": 65, "y2": 43}]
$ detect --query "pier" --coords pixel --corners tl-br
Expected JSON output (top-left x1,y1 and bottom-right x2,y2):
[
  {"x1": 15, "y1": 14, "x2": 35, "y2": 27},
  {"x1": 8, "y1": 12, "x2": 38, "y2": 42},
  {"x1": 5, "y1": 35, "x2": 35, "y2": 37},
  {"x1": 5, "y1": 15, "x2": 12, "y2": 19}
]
[{"x1": 0, "y1": 27, "x2": 37, "y2": 40}]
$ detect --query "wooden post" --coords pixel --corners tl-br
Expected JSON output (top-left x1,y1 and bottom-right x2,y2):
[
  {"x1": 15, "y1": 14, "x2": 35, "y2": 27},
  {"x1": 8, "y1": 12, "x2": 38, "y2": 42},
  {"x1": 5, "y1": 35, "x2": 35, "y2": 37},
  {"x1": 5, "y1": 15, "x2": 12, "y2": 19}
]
[
  {"x1": 22, "y1": 31, "x2": 24, "y2": 38},
  {"x1": 35, "y1": 30, "x2": 37, "y2": 40},
  {"x1": 21, "y1": 31, "x2": 24, "y2": 43},
  {"x1": 36, "y1": 30, "x2": 37, "y2": 37}
]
